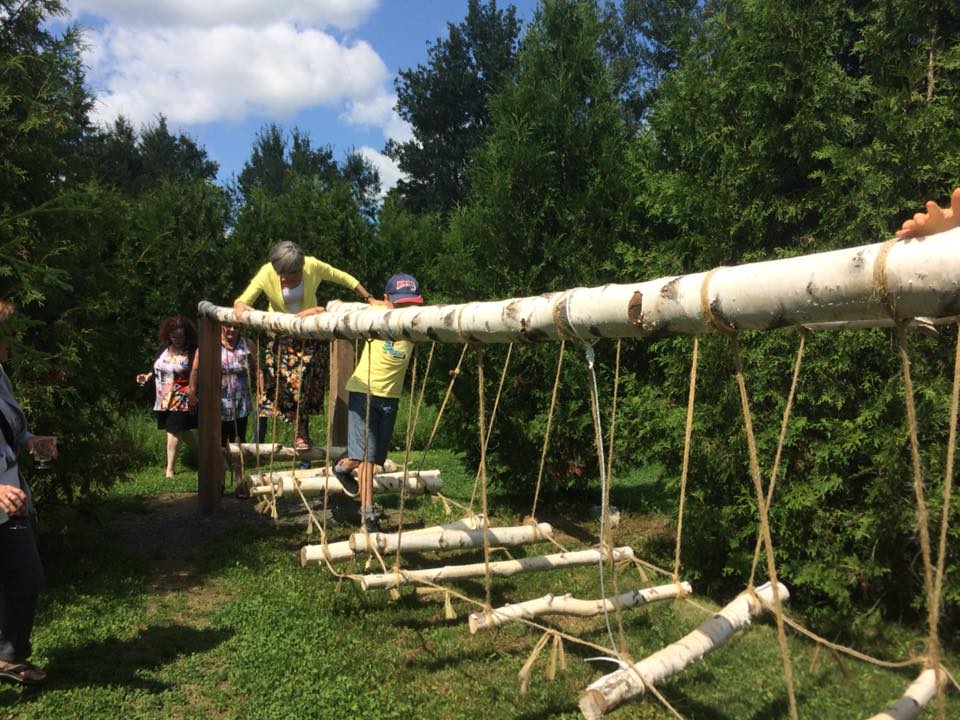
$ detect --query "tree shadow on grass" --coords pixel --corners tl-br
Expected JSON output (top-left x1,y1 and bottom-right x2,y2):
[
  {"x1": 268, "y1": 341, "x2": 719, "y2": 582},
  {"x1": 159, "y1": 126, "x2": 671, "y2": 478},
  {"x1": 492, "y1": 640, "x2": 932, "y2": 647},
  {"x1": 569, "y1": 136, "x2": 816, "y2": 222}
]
[{"x1": 0, "y1": 624, "x2": 232, "y2": 708}]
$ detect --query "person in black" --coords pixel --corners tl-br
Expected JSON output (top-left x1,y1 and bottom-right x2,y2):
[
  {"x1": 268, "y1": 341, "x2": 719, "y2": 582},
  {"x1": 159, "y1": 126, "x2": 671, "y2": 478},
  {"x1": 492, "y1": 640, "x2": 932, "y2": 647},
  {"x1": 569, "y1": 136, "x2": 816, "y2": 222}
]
[{"x1": 0, "y1": 299, "x2": 57, "y2": 685}]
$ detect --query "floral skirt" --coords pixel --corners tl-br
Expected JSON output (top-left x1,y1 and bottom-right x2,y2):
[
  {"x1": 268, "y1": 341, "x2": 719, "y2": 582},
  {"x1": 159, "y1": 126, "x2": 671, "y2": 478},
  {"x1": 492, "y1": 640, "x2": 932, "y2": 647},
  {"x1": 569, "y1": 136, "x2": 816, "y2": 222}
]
[{"x1": 260, "y1": 335, "x2": 326, "y2": 423}]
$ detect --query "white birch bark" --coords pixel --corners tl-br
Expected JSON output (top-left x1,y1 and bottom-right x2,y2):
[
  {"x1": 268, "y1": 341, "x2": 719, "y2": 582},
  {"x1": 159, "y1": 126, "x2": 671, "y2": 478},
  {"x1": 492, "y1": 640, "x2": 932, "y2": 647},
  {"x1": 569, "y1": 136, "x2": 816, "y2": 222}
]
[
  {"x1": 468, "y1": 582, "x2": 692, "y2": 634},
  {"x1": 866, "y1": 668, "x2": 943, "y2": 720},
  {"x1": 578, "y1": 581, "x2": 789, "y2": 719},
  {"x1": 299, "y1": 515, "x2": 486, "y2": 566},
  {"x1": 249, "y1": 469, "x2": 442, "y2": 497},
  {"x1": 348, "y1": 522, "x2": 553, "y2": 554},
  {"x1": 200, "y1": 228, "x2": 960, "y2": 344},
  {"x1": 360, "y1": 546, "x2": 635, "y2": 591},
  {"x1": 225, "y1": 443, "x2": 345, "y2": 462}
]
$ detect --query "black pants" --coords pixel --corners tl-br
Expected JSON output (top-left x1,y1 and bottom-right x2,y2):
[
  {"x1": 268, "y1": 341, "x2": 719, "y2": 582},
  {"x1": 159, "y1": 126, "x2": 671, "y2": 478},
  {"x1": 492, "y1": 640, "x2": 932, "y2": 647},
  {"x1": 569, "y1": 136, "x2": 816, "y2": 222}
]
[{"x1": 0, "y1": 518, "x2": 44, "y2": 663}]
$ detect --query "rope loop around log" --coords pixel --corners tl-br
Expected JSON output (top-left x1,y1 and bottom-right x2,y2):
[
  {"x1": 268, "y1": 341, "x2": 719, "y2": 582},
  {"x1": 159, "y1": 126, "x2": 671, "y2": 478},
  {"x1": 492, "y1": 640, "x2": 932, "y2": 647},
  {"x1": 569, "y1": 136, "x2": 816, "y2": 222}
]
[
  {"x1": 872, "y1": 237, "x2": 901, "y2": 321},
  {"x1": 699, "y1": 267, "x2": 737, "y2": 335},
  {"x1": 551, "y1": 290, "x2": 587, "y2": 342}
]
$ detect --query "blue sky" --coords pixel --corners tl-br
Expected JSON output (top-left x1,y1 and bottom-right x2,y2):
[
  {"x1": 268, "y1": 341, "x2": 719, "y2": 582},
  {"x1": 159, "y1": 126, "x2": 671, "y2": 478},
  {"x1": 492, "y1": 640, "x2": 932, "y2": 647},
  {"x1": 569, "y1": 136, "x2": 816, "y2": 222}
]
[{"x1": 64, "y1": 1, "x2": 540, "y2": 190}]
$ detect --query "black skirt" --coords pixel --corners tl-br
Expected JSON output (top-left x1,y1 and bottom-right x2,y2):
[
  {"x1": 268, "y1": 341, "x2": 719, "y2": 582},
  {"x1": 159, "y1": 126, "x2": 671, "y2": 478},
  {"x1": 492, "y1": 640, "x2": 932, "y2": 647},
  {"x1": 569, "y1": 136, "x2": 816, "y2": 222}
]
[{"x1": 155, "y1": 410, "x2": 198, "y2": 432}]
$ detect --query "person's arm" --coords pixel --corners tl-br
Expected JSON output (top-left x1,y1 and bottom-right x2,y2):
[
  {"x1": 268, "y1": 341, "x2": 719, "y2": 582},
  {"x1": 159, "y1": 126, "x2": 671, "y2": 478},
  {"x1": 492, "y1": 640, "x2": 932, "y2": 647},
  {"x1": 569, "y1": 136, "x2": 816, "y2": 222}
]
[
  {"x1": 188, "y1": 349, "x2": 199, "y2": 408},
  {"x1": 235, "y1": 264, "x2": 270, "y2": 319},
  {"x1": 354, "y1": 282, "x2": 387, "y2": 307},
  {"x1": 896, "y1": 187, "x2": 960, "y2": 238}
]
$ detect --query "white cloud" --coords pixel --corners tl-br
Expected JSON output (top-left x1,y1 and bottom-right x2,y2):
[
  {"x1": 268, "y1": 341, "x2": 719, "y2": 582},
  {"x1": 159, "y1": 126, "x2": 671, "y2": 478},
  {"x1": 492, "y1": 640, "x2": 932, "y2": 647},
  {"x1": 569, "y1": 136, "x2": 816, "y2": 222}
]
[
  {"x1": 343, "y1": 90, "x2": 413, "y2": 144},
  {"x1": 68, "y1": 0, "x2": 378, "y2": 30},
  {"x1": 358, "y1": 146, "x2": 406, "y2": 197},
  {"x1": 87, "y1": 24, "x2": 389, "y2": 126}
]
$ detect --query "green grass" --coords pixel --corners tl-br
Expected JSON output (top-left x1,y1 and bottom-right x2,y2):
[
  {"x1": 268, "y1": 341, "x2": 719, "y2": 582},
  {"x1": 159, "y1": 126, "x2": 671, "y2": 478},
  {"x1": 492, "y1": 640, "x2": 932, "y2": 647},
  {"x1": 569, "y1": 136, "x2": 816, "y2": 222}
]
[{"x1": 1, "y1": 439, "x2": 955, "y2": 719}]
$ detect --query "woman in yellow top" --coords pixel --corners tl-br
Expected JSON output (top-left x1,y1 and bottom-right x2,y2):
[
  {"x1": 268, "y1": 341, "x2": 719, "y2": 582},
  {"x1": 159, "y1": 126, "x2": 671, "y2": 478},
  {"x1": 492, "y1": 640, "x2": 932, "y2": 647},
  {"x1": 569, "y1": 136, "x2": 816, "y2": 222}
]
[{"x1": 234, "y1": 241, "x2": 381, "y2": 449}]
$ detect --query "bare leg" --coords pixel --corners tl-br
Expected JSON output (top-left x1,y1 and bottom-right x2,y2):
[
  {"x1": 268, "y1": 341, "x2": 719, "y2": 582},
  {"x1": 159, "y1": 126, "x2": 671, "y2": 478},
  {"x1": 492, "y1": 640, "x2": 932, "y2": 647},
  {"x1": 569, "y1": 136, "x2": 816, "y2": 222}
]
[{"x1": 165, "y1": 432, "x2": 179, "y2": 477}]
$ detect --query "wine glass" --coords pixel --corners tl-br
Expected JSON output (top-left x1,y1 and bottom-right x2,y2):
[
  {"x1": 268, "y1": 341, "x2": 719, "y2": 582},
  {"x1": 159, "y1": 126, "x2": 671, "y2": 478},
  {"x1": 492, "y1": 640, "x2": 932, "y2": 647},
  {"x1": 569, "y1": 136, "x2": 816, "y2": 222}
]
[{"x1": 32, "y1": 449, "x2": 53, "y2": 471}]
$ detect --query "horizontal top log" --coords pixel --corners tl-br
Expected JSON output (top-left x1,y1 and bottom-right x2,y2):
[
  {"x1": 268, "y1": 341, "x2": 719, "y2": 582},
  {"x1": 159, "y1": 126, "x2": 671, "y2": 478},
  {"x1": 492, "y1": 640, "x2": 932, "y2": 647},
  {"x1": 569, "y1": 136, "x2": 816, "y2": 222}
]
[{"x1": 199, "y1": 228, "x2": 960, "y2": 344}]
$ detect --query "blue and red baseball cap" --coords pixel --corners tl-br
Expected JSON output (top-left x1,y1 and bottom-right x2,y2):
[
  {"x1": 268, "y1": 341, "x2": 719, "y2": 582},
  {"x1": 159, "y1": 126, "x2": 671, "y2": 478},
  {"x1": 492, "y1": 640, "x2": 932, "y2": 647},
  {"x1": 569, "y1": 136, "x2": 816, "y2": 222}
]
[{"x1": 385, "y1": 273, "x2": 423, "y2": 305}]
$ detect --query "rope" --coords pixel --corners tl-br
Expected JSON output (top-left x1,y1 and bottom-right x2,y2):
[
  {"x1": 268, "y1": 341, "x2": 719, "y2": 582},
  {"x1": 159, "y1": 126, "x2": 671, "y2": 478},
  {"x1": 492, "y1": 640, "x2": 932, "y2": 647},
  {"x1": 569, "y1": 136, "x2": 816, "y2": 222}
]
[
  {"x1": 730, "y1": 335, "x2": 799, "y2": 720},
  {"x1": 604, "y1": 338, "x2": 628, "y2": 656},
  {"x1": 930, "y1": 323, "x2": 960, "y2": 718},
  {"x1": 468, "y1": 344, "x2": 513, "y2": 511},
  {"x1": 583, "y1": 343, "x2": 624, "y2": 661},
  {"x1": 476, "y1": 346, "x2": 493, "y2": 612},
  {"x1": 392, "y1": 346, "x2": 419, "y2": 574},
  {"x1": 872, "y1": 238, "x2": 900, "y2": 320},
  {"x1": 699, "y1": 267, "x2": 736, "y2": 335},
  {"x1": 748, "y1": 330, "x2": 807, "y2": 587},
  {"x1": 530, "y1": 341, "x2": 566, "y2": 520},
  {"x1": 893, "y1": 330, "x2": 937, "y2": 638},
  {"x1": 673, "y1": 337, "x2": 699, "y2": 584},
  {"x1": 414, "y1": 344, "x2": 469, "y2": 473}
]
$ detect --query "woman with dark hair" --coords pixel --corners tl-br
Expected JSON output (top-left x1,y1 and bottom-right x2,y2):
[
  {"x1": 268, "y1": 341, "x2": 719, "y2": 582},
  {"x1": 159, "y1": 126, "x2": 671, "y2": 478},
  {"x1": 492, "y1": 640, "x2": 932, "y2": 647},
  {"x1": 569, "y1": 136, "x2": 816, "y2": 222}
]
[
  {"x1": 0, "y1": 299, "x2": 56, "y2": 686},
  {"x1": 233, "y1": 241, "x2": 382, "y2": 450},
  {"x1": 135, "y1": 315, "x2": 198, "y2": 477}
]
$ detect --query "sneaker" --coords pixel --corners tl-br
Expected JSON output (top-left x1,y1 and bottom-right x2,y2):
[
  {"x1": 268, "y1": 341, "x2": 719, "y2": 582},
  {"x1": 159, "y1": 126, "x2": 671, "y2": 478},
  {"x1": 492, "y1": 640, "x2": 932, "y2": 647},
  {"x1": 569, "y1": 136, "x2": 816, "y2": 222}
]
[
  {"x1": 333, "y1": 462, "x2": 359, "y2": 498},
  {"x1": 362, "y1": 515, "x2": 382, "y2": 534}
]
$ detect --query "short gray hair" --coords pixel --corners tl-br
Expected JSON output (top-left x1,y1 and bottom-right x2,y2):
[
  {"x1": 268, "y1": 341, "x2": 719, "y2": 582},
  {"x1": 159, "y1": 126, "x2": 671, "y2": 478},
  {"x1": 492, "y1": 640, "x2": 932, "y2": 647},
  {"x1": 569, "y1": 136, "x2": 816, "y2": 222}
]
[{"x1": 269, "y1": 241, "x2": 305, "y2": 274}]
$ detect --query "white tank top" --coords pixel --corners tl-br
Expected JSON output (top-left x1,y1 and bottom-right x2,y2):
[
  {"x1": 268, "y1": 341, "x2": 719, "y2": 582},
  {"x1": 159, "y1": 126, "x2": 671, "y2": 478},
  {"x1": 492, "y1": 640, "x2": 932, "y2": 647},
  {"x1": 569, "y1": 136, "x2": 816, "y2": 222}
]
[{"x1": 281, "y1": 282, "x2": 304, "y2": 313}]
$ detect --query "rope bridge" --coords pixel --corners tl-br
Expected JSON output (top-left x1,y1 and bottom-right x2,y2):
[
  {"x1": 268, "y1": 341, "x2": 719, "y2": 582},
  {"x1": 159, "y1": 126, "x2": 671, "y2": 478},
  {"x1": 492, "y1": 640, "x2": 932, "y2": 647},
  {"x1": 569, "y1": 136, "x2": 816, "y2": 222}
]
[{"x1": 197, "y1": 225, "x2": 960, "y2": 719}]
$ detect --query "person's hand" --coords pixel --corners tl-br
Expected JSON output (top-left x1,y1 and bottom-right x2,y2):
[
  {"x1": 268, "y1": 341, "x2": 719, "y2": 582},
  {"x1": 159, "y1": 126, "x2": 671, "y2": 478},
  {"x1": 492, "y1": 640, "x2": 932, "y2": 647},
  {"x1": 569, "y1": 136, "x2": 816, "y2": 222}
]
[
  {"x1": 25, "y1": 435, "x2": 57, "y2": 460},
  {"x1": 234, "y1": 301, "x2": 253, "y2": 320},
  {"x1": 0, "y1": 485, "x2": 27, "y2": 516},
  {"x1": 367, "y1": 298, "x2": 388, "y2": 307},
  {"x1": 295, "y1": 306, "x2": 325, "y2": 318},
  {"x1": 136, "y1": 372, "x2": 152, "y2": 385},
  {"x1": 896, "y1": 187, "x2": 960, "y2": 238}
]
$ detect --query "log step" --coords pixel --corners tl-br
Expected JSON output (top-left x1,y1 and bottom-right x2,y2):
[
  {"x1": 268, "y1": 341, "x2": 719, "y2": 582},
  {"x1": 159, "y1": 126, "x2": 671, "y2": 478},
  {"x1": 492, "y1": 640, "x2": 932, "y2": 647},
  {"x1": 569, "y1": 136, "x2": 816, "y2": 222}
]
[
  {"x1": 224, "y1": 442, "x2": 346, "y2": 463},
  {"x1": 249, "y1": 469, "x2": 442, "y2": 497},
  {"x1": 866, "y1": 668, "x2": 944, "y2": 720},
  {"x1": 469, "y1": 582, "x2": 692, "y2": 633},
  {"x1": 300, "y1": 515, "x2": 487, "y2": 566},
  {"x1": 348, "y1": 522, "x2": 553, "y2": 554},
  {"x1": 360, "y1": 546, "x2": 636, "y2": 591},
  {"x1": 578, "y1": 581, "x2": 788, "y2": 719}
]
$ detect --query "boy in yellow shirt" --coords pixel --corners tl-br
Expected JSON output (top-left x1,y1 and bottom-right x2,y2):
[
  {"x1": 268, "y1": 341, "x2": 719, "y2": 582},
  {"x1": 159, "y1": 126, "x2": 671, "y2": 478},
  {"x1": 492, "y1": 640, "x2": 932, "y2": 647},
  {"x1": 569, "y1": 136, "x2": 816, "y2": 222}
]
[{"x1": 334, "y1": 274, "x2": 423, "y2": 532}]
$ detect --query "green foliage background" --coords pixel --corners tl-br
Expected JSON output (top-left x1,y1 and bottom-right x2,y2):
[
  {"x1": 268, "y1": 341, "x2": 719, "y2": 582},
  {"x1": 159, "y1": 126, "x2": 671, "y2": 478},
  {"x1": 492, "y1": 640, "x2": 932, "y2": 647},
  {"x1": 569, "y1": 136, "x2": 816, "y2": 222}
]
[{"x1": 4, "y1": 0, "x2": 960, "y2": 636}]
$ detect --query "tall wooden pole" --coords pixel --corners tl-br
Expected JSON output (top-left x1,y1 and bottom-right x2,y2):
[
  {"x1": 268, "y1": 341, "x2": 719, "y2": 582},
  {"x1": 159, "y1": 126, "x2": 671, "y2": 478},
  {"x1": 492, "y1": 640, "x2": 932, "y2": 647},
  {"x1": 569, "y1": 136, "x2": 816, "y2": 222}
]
[
  {"x1": 198, "y1": 315, "x2": 223, "y2": 515},
  {"x1": 328, "y1": 339, "x2": 353, "y2": 448}
]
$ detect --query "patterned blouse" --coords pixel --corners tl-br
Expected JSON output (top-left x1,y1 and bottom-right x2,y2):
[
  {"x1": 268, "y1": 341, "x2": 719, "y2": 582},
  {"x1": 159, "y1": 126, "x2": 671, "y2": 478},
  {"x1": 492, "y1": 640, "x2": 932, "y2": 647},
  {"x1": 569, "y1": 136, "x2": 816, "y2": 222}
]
[
  {"x1": 220, "y1": 337, "x2": 253, "y2": 421},
  {"x1": 153, "y1": 348, "x2": 193, "y2": 413}
]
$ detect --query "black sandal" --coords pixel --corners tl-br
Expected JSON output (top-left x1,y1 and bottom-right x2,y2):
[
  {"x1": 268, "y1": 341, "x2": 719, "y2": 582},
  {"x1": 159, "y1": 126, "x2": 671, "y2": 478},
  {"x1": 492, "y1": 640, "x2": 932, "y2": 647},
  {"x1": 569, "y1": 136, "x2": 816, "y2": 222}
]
[{"x1": 0, "y1": 661, "x2": 47, "y2": 686}]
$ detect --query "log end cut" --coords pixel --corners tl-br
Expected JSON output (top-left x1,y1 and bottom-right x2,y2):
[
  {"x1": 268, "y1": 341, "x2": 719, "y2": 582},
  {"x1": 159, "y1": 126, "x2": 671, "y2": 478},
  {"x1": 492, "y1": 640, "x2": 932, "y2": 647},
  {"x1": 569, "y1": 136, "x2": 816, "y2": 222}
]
[{"x1": 578, "y1": 689, "x2": 609, "y2": 720}]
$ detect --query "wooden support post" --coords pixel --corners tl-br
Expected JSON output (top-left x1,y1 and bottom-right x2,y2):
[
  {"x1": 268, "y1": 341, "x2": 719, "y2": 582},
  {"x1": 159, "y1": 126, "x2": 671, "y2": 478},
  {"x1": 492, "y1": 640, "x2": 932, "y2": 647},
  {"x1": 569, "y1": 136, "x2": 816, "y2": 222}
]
[
  {"x1": 328, "y1": 339, "x2": 353, "y2": 449},
  {"x1": 198, "y1": 315, "x2": 223, "y2": 515}
]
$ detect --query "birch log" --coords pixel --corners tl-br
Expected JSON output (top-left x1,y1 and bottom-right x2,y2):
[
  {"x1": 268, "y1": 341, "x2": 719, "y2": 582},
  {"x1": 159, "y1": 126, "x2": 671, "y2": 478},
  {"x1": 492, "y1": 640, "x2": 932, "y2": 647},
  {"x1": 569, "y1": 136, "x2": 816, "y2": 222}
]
[
  {"x1": 200, "y1": 227, "x2": 960, "y2": 344},
  {"x1": 866, "y1": 668, "x2": 944, "y2": 720},
  {"x1": 468, "y1": 582, "x2": 692, "y2": 634},
  {"x1": 348, "y1": 522, "x2": 553, "y2": 554},
  {"x1": 578, "y1": 581, "x2": 789, "y2": 720},
  {"x1": 249, "y1": 469, "x2": 442, "y2": 497},
  {"x1": 300, "y1": 515, "x2": 486, "y2": 566},
  {"x1": 225, "y1": 443, "x2": 345, "y2": 463},
  {"x1": 360, "y1": 546, "x2": 635, "y2": 591}
]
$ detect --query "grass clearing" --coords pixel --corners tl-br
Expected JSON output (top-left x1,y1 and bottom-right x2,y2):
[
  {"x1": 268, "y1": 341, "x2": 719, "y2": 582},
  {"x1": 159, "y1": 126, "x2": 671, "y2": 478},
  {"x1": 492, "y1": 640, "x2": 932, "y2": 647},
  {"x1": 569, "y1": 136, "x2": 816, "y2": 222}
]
[{"x1": 1, "y1": 444, "x2": 954, "y2": 719}]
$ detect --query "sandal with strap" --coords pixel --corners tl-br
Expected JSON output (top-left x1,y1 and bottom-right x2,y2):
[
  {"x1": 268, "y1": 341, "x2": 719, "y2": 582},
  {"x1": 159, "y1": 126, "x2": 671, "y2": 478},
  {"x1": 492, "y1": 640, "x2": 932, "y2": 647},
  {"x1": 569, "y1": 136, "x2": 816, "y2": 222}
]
[
  {"x1": 293, "y1": 435, "x2": 311, "y2": 451},
  {"x1": 0, "y1": 661, "x2": 47, "y2": 686}
]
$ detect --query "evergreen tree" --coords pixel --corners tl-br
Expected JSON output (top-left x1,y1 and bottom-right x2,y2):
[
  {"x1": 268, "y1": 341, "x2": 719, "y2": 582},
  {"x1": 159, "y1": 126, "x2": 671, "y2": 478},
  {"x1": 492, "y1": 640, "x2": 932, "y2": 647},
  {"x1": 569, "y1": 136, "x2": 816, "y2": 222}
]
[{"x1": 386, "y1": 0, "x2": 521, "y2": 215}]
